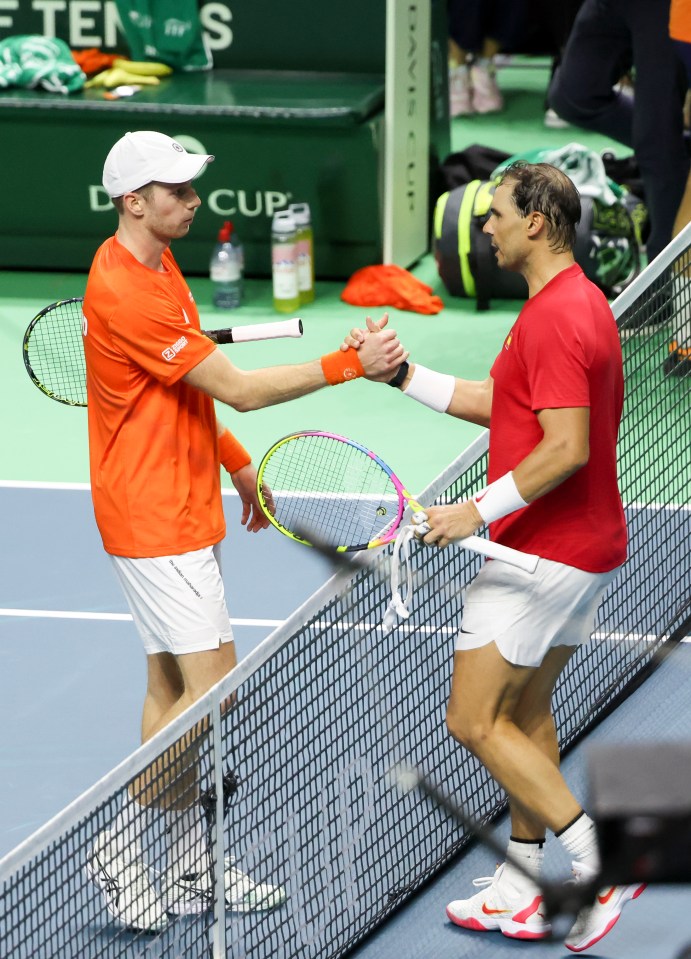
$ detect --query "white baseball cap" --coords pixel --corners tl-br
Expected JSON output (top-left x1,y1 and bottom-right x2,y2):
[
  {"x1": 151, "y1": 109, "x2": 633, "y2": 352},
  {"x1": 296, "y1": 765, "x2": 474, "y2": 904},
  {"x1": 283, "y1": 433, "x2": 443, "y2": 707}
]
[{"x1": 102, "y1": 130, "x2": 214, "y2": 198}]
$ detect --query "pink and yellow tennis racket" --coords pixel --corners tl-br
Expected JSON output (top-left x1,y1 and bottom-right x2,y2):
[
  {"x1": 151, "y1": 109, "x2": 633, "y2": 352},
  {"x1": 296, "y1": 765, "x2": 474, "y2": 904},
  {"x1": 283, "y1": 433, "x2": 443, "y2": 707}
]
[{"x1": 256, "y1": 431, "x2": 538, "y2": 572}]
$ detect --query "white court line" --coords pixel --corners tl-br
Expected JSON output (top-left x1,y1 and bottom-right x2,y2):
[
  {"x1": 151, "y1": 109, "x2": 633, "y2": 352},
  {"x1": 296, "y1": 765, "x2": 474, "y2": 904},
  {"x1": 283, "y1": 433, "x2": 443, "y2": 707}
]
[
  {"x1": 1, "y1": 609, "x2": 687, "y2": 641},
  {"x1": 0, "y1": 481, "x2": 689, "y2": 513},
  {"x1": 0, "y1": 608, "x2": 282, "y2": 628},
  {"x1": 0, "y1": 480, "x2": 241, "y2": 495}
]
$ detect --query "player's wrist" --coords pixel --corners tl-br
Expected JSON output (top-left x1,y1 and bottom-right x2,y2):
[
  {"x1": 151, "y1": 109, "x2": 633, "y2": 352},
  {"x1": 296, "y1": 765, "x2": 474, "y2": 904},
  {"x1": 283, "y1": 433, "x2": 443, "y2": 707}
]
[
  {"x1": 388, "y1": 360, "x2": 410, "y2": 388},
  {"x1": 321, "y1": 348, "x2": 365, "y2": 385},
  {"x1": 471, "y1": 472, "x2": 528, "y2": 525},
  {"x1": 402, "y1": 364, "x2": 455, "y2": 412},
  {"x1": 466, "y1": 498, "x2": 485, "y2": 532},
  {"x1": 218, "y1": 429, "x2": 252, "y2": 474}
]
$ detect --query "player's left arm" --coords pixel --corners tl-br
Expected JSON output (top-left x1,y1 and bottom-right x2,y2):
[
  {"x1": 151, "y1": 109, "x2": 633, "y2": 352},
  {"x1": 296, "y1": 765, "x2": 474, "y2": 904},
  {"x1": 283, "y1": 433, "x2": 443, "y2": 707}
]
[
  {"x1": 216, "y1": 421, "x2": 271, "y2": 532},
  {"x1": 511, "y1": 406, "x2": 590, "y2": 499},
  {"x1": 419, "y1": 407, "x2": 589, "y2": 547}
]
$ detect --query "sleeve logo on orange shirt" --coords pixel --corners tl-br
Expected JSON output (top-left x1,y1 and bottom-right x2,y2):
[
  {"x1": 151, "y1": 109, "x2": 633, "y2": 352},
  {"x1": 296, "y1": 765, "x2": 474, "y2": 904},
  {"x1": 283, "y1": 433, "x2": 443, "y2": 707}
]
[{"x1": 162, "y1": 335, "x2": 189, "y2": 361}]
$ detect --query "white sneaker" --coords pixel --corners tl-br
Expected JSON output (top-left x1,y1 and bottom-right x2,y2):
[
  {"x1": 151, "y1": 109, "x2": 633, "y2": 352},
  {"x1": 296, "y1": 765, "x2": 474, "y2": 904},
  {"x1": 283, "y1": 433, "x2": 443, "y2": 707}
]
[
  {"x1": 164, "y1": 857, "x2": 287, "y2": 915},
  {"x1": 470, "y1": 62, "x2": 503, "y2": 114},
  {"x1": 449, "y1": 65, "x2": 473, "y2": 116},
  {"x1": 544, "y1": 107, "x2": 570, "y2": 129},
  {"x1": 225, "y1": 858, "x2": 287, "y2": 912},
  {"x1": 565, "y1": 860, "x2": 646, "y2": 953},
  {"x1": 446, "y1": 864, "x2": 551, "y2": 940},
  {"x1": 86, "y1": 832, "x2": 168, "y2": 933},
  {"x1": 163, "y1": 866, "x2": 213, "y2": 916}
]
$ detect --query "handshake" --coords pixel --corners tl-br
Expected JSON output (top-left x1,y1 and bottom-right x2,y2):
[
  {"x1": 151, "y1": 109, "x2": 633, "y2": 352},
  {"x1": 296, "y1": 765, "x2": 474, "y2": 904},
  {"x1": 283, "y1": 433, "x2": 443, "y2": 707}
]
[{"x1": 337, "y1": 313, "x2": 409, "y2": 384}]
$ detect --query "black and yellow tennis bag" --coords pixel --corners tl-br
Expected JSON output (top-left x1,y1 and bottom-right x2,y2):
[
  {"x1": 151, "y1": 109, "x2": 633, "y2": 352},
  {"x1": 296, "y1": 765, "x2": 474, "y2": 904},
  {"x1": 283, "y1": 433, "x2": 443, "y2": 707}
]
[{"x1": 433, "y1": 178, "x2": 642, "y2": 310}]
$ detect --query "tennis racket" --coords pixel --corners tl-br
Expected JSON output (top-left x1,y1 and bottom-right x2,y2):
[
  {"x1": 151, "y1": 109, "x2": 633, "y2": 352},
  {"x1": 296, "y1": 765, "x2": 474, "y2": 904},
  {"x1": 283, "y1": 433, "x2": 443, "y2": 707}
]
[
  {"x1": 256, "y1": 431, "x2": 539, "y2": 572},
  {"x1": 22, "y1": 296, "x2": 304, "y2": 407}
]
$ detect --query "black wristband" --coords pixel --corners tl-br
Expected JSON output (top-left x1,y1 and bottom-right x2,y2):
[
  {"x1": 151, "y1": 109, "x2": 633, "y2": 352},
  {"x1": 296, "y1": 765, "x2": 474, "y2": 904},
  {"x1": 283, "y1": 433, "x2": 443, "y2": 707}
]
[{"x1": 388, "y1": 360, "x2": 410, "y2": 388}]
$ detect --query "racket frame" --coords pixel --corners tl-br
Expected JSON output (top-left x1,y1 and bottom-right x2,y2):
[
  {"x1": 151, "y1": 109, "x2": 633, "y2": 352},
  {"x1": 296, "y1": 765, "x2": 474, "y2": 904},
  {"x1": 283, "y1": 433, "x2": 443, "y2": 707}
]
[
  {"x1": 257, "y1": 430, "x2": 420, "y2": 552},
  {"x1": 257, "y1": 430, "x2": 540, "y2": 573},
  {"x1": 22, "y1": 297, "x2": 88, "y2": 407}
]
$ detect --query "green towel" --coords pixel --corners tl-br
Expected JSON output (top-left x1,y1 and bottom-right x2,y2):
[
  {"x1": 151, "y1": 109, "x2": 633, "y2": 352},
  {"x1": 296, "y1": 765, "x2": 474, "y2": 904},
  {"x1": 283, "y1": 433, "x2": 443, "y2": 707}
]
[
  {"x1": 115, "y1": 0, "x2": 212, "y2": 72},
  {"x1": 492, "y1": 143, "x2": 623, "y2": 207},
  {"x1": 0, "y1": 35, "x2": 85, "y2": 94}
]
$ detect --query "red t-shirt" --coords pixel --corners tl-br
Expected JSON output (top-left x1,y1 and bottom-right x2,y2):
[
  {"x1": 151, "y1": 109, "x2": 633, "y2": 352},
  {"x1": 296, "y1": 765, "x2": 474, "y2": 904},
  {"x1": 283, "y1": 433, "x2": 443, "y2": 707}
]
[
  {"x1": 488, "y1": 263, "x2": 627, "y2": 572},
  {"x1": 83, "y1": 236, "x2": 225, "y2": 557}
]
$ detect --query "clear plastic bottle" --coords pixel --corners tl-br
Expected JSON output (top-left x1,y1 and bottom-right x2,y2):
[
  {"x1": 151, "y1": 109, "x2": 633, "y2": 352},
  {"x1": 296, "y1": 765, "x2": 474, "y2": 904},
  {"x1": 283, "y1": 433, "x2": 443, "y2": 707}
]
[
  {"x1": 290, "y1": 202, "x2": 315, "y2": 304},
  {"x1": 210, "y1": 220, "x2": 242, "y2": 309},
  {"x1": 271, "y1": 211, "x2": 300, "y2": 314}
]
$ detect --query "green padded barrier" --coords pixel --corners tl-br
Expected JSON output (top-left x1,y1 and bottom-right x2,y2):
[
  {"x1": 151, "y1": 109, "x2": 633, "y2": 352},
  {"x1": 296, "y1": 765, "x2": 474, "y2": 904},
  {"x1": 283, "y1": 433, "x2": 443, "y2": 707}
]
[
  {"x1": 0, "y1": 72, "x2": 384, "y2": 278},
  {"x1": 0, "y1": 1, "x2": 448, "y2": 277},
  {"x1": 0, "y1": 71, "x2": 385, "y2": 122}
]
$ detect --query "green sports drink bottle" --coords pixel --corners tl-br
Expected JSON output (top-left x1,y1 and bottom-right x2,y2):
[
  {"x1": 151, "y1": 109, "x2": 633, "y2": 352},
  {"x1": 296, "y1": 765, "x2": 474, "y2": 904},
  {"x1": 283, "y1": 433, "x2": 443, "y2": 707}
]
[{"x1": 290, "y1": 202, "x2": 315, "y2": 304}]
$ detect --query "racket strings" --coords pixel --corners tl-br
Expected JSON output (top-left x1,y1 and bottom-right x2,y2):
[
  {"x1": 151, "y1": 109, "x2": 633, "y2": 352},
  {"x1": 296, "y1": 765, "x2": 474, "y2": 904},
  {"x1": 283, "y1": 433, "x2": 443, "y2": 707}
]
[
  {"x1": 25, "y1": 300, "x2": 87, "y2": 405},
  {"x1": 262, "y1": 436, "x2": 401, "y2": 548}
]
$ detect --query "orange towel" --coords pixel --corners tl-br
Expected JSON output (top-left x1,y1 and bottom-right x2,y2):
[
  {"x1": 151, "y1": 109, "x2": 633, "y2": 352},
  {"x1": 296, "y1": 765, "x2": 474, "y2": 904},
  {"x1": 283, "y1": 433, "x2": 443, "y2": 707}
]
[
  {"x1": 341, "y1": 264, "x2": 444, "y2": 315},
  {"x1": 71, "y1": 48, "x2": 120, "y2": 75}
]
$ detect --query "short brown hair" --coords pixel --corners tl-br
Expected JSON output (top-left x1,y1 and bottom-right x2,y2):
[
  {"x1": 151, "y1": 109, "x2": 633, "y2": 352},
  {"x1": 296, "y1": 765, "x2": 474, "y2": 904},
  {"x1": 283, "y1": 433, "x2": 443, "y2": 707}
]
[
  {"x1": 498, "y1": 161, "x2": 581, "y2": 253},
  {"x1": 111, "y1": 182, "x2": 155, "y2": 215}
]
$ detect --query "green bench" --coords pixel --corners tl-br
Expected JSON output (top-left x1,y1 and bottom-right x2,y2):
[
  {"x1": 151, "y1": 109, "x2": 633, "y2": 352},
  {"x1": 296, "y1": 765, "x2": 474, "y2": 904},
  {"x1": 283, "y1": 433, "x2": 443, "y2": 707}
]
[
  {"x1": 0, "y1": 0, "x2": 449, "y2": 279},
  {"x1": 1, "y1": 70, "x2": 385, "y2": 277}
]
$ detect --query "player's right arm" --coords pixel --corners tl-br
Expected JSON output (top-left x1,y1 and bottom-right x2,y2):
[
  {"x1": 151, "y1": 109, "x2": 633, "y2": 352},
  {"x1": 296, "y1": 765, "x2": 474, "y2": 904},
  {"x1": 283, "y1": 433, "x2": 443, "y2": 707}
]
[
  {"x1": 340, "y1": 319, "x2": 492, "y2": 426},
  {"x1": 394, "y1": 363, "x2": 493, "y2": 427},
  {"x1": 182, "y1": 324, "x2": 406, "y2": 411}
]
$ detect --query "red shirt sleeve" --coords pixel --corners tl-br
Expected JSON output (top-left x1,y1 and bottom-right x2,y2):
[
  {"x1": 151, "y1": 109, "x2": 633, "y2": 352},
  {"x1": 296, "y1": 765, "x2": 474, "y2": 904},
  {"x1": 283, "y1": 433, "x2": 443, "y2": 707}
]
[{"x1": 519, "y1": 305, "x2": 592, "y2": 411}]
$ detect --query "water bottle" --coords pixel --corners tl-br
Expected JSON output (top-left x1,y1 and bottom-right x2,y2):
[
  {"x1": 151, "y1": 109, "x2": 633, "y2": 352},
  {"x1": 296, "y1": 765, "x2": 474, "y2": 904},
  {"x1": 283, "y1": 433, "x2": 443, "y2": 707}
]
[
  {"x1": 210, "y1": 220, "x2": 242, "y2": 309},
  {"x1": 271, "y1": 211, "x2": 300, "y2": 314},
  {"x1": 290, "y1": 202, "x2": 315, "y2": 304}
]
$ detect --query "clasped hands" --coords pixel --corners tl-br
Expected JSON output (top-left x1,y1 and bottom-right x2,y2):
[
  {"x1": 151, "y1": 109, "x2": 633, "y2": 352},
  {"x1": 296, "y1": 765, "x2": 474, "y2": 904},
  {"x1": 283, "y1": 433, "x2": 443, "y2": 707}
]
[{"x1": 339, "y1": 313, "x2": 408, "y2": 382}]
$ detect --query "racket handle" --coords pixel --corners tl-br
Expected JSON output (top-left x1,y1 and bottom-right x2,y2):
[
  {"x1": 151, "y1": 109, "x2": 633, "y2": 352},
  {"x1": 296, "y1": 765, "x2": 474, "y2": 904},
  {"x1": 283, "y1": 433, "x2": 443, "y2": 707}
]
[
  {"x1": 205, "y1": 318, "x2": 303, "y2": 344},
  {"x1": 457, "y1": 535, "x2": 539, "y2": 574}
]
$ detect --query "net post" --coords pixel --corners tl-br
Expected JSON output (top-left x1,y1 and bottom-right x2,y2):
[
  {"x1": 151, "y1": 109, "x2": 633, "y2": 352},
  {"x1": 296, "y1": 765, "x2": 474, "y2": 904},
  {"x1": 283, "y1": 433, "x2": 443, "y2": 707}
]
[{"x1": 211, "y1": 698, "x2": 226, "y2": 959}]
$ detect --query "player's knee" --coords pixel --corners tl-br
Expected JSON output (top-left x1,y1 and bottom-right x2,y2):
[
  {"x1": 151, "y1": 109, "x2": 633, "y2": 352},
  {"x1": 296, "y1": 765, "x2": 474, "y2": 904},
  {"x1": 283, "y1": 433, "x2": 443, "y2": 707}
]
[
  {"x1": 547, "y1": 72, "x2": 591, "y2": 125},
  {"x1": 445, "y1": 707, "x2": 489, "y2": 755}
]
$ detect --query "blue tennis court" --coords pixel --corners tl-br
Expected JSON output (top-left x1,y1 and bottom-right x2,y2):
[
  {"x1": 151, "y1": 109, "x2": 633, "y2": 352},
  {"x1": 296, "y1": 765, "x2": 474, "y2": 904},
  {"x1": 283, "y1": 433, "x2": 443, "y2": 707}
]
[
  {"x1": 1, "y1": 480, "x2": 690, "y2": 959},
  {"x1": 0, "y1": 484, "x2": 334, "y2": 856}
]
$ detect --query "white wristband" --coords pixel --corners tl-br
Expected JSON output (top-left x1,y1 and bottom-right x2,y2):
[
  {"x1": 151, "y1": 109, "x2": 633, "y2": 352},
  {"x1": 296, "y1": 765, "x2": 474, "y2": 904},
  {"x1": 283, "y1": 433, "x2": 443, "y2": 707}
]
[
  {"x1": 472, "y1": 472, "x2": 529, "y2": 524},
  {"x1": 402, "y1": 364, "x2": 455, "y2": 413}
]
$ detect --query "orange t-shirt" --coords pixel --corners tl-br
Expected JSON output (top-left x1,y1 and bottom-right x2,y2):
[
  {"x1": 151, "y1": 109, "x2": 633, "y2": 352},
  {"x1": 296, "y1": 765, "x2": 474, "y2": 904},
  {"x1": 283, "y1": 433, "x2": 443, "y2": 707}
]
[
  {"x1": 83, "y1": 236, "x2": 224, "y2": 557},
  {"x1": 670, "y1": 0, "x2": 691, "y2": 42}
]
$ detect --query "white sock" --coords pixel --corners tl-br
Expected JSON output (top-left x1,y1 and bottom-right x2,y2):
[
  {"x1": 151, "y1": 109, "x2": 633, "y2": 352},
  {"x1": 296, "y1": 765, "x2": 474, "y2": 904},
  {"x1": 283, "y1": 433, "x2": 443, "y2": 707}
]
[
  {"x1": 108, "y1": 790, "x2": 149, "y2": 854},
  {"x1": 556, "y1": 812, "x2": 600, "y2": 872},
  {"x1": 501, "y1": 837, "x2": 545, "y2": 891},
  {"x1": 164, "y1": 805, "x2": 208, "y2": 877}
]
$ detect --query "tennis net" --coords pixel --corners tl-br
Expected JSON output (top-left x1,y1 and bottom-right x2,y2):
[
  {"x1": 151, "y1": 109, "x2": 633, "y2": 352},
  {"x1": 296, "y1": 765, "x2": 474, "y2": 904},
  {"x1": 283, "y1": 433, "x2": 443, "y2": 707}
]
[{"x1": 1, "y1": 226, "x2": 690, "y2": 958}]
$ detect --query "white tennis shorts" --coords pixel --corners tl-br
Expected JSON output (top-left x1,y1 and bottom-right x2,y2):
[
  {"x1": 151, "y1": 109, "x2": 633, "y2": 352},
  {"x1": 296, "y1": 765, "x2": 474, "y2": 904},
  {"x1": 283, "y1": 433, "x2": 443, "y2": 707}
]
[
  {"x1": 110, "y1": 544, "x2": 234, "y2": 656},
  {"x1": 456, "y1": 556, "x2": 620, "y2": 668}
]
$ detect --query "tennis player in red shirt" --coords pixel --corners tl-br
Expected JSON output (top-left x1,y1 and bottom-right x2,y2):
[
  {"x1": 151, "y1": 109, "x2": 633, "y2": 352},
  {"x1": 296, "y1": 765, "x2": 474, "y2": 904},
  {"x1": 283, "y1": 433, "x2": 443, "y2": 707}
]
[{"x1": 345, "y1": 162, "x2": 643, "y2": 952}]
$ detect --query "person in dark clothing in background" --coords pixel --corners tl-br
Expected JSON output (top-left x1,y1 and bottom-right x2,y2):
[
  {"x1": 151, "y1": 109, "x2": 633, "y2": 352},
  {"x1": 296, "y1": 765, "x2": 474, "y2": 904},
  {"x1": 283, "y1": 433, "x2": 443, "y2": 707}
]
[{"x1": 549, "y1": 0, "x2": 689, "y2": 265}]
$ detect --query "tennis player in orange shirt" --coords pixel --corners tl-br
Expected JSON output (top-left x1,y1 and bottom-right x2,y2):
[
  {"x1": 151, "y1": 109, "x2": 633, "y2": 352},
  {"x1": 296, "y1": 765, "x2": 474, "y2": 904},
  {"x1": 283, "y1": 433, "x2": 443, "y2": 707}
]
[{"x1": 83, "y1": 130, "x2": 406, "y2": 933}]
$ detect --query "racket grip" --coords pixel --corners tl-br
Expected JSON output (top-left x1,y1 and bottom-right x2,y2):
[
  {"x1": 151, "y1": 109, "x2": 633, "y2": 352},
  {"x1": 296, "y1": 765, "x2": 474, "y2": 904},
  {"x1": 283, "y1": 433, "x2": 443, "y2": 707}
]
[
  {"x1": 207, "y1": 318, "x2": 304, "y2": 344},
  {"x1": 458, "y1": 535, "x2": 539, "y2": 573}
]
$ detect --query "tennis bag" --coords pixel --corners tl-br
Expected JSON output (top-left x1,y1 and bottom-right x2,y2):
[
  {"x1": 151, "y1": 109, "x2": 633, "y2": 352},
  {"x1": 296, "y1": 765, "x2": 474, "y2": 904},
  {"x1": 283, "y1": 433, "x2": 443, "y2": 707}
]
[{"x1": 434, "y1": 178, "x2": 642, "y2": 310}]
